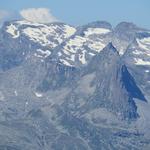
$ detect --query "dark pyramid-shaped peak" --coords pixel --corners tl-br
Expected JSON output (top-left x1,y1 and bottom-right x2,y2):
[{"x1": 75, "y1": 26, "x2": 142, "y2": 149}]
[
  {"x1": 90, "y1": 42, "x2": 146, "y2": 101},
  {"x1": 83, "y1": 42, "x2": 146, "y2": 119}
]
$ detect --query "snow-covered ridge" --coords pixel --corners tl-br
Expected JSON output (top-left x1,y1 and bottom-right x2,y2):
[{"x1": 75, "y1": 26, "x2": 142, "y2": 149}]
[
  {"x1": 2, "y1": 20, "x2": 150, "y2": 68},
  {"x1": 5, "y1": 20, "x2": 76, "y2": 48},
  {"x1": 16, "y1": 20, "x2": 44, "y2": 26},
  {"x1": 131, "y1": 37, "x2": 150, "y2": 66},
  {"x1": 58, "y1": 26, "x2": 111, "y2": 66},
  {"x1": 137, "y1": 38, "x2": 150, "y2": 51},
  {"x1": 3, "y1": 20, "x2": 113, "y2": 67},
  {"x1": 6, "y1": 24, "x2": 20, "y2": 38},
  {"x1": 134, "y1": 58, "x2": 150, "y2": 65},
  {"x1": 140, "y1": 37, "x2": 150, "y2": 44}
]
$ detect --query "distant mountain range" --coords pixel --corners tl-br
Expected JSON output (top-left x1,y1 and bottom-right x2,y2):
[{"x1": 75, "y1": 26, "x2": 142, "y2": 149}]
[{"x1": 0, "y1": 20, "x2": 150, "y2": 150}]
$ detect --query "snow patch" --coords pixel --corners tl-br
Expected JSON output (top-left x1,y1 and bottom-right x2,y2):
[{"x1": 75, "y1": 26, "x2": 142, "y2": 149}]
[
  {"x1": 6, "y1": 24, "x2": 20, "y2": 38},
  {"x1": 68, "y1": 36, "x2": 86, "y2": 47},
  {"x1": 22, "y1": 24, "x2": 75, "y2": 47},
  {"x1": 137, "y1": 39, "x2": 150, "y2": 51},
  {"x1": 14, "y1": 90, "x2": 18, "y2": 96},
  {"x1": 84, "y1": 28, "x2": 110, "y2": 37},
  {"x1": 16, "y1": 20, "x2": 42, "y2": 26},
  {"x1": 132, "y1": 50, "x2": 143, "y2": 55},
  {"x1": 60, "y1": 59, "x2": 73, "y2": 67},
  {"x1": 63, "y1": 25, "x2": 76, "y2": 38},
  {"x1": 37, "y1": 49, "x2": 51, "y2": 58},
  {"x1": 25, "y1": 101, "x2": 29, "y2": 105},
  {"x1": 79, "y1": 50, "x2": 87, "y2": 64},
  {"x1": 88, "y1": 52, "x2": 95, "y2": 56},
  {"x1": 23, "y1": 27, "x2": 52, "y2": 47},
  {"x1": 140, "y1": 37, "x2": 150, "y2": 44},
  {"x1": 35, "y1": 92, "x2": 43, "y2": 98},
  {"x1": 145, "y1": 70, "x2": 150, "y2": 73},
  {"x1": 88, "y1": 40, "x2": 106, "y2": 52},
  {"x1": 134, "y1": 58, "x2": 150, "y2": 65}
]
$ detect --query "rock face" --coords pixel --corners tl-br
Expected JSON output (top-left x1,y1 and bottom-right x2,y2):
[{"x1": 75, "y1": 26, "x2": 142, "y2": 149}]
[
  {"x1": 0, "y1": 20, "x2": 150, "y2": 149},
  {"x1": 61, "y1": 43, "x2": 146, "y2": 120},
  {"x1": 83, "y1": 43, "x2": 144, "y2": 118}
]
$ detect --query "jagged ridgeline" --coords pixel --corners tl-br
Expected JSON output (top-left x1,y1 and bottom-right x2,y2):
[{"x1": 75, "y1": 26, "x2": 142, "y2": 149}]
[{"x1": 0, "y1": 20, "x2": 150, "y2": 150}]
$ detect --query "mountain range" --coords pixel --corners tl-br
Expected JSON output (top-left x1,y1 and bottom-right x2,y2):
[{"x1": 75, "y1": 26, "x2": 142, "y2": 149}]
[{"x1": 0, "y1": 20, "x2": 150, "y2": 149}]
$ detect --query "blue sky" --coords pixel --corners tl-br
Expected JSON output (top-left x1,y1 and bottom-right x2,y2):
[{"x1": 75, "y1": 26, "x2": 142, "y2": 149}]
[{"x1": 0, "y1": 0, "x2": 150, "y2": 28}]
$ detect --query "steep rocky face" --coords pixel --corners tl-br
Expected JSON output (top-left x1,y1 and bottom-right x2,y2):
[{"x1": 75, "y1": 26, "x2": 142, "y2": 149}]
[
  {"x1": 36, "y1": 61, "x2": 79, "y2": 92},
  {"x1": 61, "y1": 43, "x2": 145, "y2": 120}
]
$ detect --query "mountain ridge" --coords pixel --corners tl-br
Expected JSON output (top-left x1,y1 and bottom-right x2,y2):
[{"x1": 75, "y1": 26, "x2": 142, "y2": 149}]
[{"x1": 0, "y1": 19, "x2": 150, "y2": 149}]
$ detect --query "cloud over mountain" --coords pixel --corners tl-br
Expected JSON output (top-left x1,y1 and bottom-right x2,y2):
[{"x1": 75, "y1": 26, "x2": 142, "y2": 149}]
[{"x1": 20, "y1": 8, "x2": 58, "y2": 23}]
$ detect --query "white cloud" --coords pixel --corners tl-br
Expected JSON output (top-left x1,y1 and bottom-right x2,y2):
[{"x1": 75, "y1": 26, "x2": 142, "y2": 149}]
[{"x1": 20, "y1": 8, "x2": 58, "y2": 23}]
